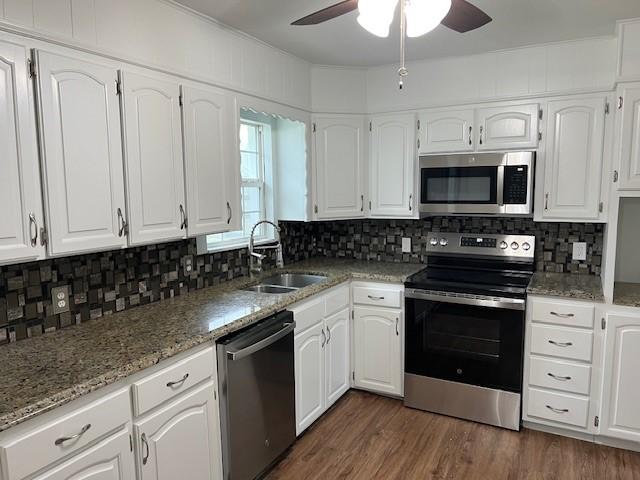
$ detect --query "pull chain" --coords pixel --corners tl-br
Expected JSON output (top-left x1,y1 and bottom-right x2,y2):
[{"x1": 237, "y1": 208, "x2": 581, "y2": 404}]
[{"x1": 398, "y1": 0, "x2": 408, "y2": 89}]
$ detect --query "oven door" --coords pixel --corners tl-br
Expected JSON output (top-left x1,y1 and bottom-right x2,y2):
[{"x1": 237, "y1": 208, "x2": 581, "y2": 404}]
[{"x1": 405, "y1": 289, "x2": 525, "y2": 393}]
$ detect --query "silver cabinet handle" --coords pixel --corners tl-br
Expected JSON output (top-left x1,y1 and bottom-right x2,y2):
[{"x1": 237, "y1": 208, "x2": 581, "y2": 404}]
[
  {"x1": 368, "y1": 295, "x2": 385, "y2": 300},
  {"x1": 546, "y1": 405, "x2": 569, "y2": 414},
  {"x1": 479, "y1": 125, "x2": 483, "y2": 145},
  {"x1": 28, "y1": 213, "x2": 38, "y2": 247},
  {"x1": 544, "y1": 193, "x2": 549, "y2": 211},
  {"x1": 141, "y1": 433, "x2": 150, "y2": 465},
  {"x1": 468, "y1": 125, "x2": 472, "y2": 145},
  {"x1": 548, "y1": 340, "x2": 573, "y2": 347},
  {"x1": 409, "y1": 194, "x2": 413, "y2": 211},
  {"x1": 395, "y1": 317, "x2": 399, "y2": 336},
  {"x1": 547, "y1": 372, "x2": 572, "y2": 381},
  {"x1": 550, "y1": 311, "x2": 574, "y2": 318},
  {"x1": 326, "y1": 326, "x2": 331, "y2": 344},
  {"x1": 55, "y1": 423, "x2": 91, "y2": 446},
  {"x1": 179, "y1": 204, "x2": 187, "y2": 230},
  {"x1": 321, "y1": 329, "x2": 326, "y2": 347},
  {"x1": 360, "y1": 195, "x2": 364, "y2": 212},
  {"x1": 166, "y1": 373, "x2": 189, "y2": 388},
  {"x1": 226, "y1": 201, "x2": 232, "y2": 224},
  {"x1": 117, "y1": 208, "x2": 127, "y2": 237}
]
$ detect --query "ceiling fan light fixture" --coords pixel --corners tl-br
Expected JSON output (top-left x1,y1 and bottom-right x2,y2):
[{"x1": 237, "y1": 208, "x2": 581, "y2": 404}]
[
  {"x1": 357, "y1": 0, "x2": 398, "y2": 38},
  {"x1": 405, "y1": 0, "x2": 452, "y2": 37}
]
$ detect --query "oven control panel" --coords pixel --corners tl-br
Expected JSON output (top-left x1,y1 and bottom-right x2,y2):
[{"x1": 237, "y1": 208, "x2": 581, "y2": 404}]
[{"x1": 426, "y1": 232, "x2": 535, "y2": 258}]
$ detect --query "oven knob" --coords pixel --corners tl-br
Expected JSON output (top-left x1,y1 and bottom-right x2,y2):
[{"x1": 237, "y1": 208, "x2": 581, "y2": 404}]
[
  {"x1": 522, "y1": 242, "x2": 531, "y2": 251},
  {"x1": 500, "y1": 241, "x2": 508, "y2": 250},
  {"x1": 430, "y1": 237, "x2": 438, "y2": 246},
  {"x1": 511, "y1": 241, "x2": 519, "y2": 250},
  {"x1": 439, "y1": 238, "x2": 448, "y2": 247}
]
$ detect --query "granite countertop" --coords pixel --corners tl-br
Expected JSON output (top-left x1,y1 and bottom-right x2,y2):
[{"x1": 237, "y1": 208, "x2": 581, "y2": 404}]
[
  {"x1": 0, "y1": 259, "x2": 423, "y2": 433},
  {"x1": 613, "y1": 282, "x2": 640, "y2": 308},
  {"x1": 526, "y1": 272, "x2": 604, "y2": 302}
]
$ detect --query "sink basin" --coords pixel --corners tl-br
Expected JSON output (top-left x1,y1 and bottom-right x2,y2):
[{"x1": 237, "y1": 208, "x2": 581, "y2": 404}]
[
  {"x1": 259, "y1": 273, "x2": 328, "y2": 289},
  {"x1": 243, "y1": 285, "x2": 298, "y2": 294}
]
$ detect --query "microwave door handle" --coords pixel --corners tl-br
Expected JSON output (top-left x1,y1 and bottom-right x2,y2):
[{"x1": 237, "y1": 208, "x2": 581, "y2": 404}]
[{"x1": 497, "y1": 165, "x2": 505, "y2": 207}]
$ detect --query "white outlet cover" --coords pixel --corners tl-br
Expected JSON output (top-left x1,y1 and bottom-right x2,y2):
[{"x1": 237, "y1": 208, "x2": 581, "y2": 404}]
[
  {"x1": 402, "y1": 237, "x2": 411, "y2": 253},
  {"x1": 573, "y1": 242, "x2": 587, "y2": 261}
]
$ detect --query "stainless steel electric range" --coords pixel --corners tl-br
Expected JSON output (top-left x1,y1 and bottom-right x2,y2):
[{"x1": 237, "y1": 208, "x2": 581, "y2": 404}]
[{"x1": 403, "y1": 232, "x2": 535, "y2": 431}]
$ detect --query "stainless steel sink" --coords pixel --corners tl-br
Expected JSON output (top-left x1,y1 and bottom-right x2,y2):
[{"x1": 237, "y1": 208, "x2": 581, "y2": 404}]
[
  {"x1": 259, "y1": 273, "x2": 328, "y2": 289},
  {"x1": 243, "y1": 285, "x2": 298, "y2": 294}
]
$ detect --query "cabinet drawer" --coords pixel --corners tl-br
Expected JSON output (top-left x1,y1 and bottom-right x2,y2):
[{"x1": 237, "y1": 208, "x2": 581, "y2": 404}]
[
  {"x1": 526, "y1": 388, "x2": 590, "y2": 428},
  {"x1": 352, "y1": 284, "x2": 402, "y2": 308},
  {"x1": 530, "y1": 324, "x2": 593, "y2": 362},
  {"x1": 132, "y1": 347, "x2": 214, "y2": 416},
  {"x1": 291, "y1": 296, "x2": 325, "y2": 333},
  {"x1": 529, "y1": 356, "x2": 591, "y2": 395},
  {"x1": 531, "y1": 298, "x2": 594, "y2": 328},
  {"x1": 0, "y1": 389, "x2": 130, "y2": 480},
  {"x1": 324, "y1": 284, "x2": 350, "y2": 317}
]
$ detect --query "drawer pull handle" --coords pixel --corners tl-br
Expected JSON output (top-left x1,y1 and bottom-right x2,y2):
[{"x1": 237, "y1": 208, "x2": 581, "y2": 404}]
[
  {"x1": 548, "y1": 340, "x2": 573, "y2": 347},
  {"x1": 326, "y1": 326, "x2": 331, "y2": 344},
  {"x1": 368, "y1": 295, "x2": 385, "y2": 300},
  {"x1": 141, "y1": 433, "x2": 150, "y2": 465},
  {"x1": 166, "y1": 373, "x2": 189, "y2": 388},
  {"x1": 546, "y1": 405, "x2": 569, "y2": 414},
  {"x1": 55, "y1": 423, "x2": 91, "y2": 446},
  {"x1": 550, "y1": 311, "x2": 575, "y2": 318},
  {"x1": 547, "y1": 372, "x2": 572, "y2": 381}
]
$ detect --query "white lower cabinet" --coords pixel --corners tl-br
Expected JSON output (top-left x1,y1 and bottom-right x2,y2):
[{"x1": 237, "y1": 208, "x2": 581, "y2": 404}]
[
  {"x1": 294, "y1": 320, "x2": 325, "y2": 434},
  {"x1": 324, "y1": 308, "x2": 351, "y2": 408}
]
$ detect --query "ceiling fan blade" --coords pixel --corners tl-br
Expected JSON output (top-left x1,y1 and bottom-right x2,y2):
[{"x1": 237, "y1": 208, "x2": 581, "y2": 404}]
[
  {"x1": 441, "y1": 0, "x2": 492, "y2": 33},
  {"x1": 291, "y1": 0, "x2": 358, "y2": 26}
]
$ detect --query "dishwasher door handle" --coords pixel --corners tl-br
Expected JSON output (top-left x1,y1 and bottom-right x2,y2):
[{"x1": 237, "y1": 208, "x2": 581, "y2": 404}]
[{"x1": 227, "y1": 322, "x2": 296, "y2": 361}]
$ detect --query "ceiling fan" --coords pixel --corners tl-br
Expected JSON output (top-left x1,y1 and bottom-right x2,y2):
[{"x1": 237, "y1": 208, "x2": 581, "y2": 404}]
[{"x1": 291, "y1": 0, "x2": 492, "y2": 89}]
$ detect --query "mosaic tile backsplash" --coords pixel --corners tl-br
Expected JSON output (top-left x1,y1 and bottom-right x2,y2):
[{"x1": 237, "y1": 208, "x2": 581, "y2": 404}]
[{"x1": 0, "y1": 217, "x2": 602, "y2": 344}]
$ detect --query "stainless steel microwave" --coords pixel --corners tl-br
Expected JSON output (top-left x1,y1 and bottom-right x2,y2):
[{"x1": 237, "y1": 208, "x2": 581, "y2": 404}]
[{"x1": 419, "y1": 151, "x2": 535, "y2": 216}]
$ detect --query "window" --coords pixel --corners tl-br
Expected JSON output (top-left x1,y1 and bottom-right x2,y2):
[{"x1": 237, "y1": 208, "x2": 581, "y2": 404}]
[{"x1": 206, "y1": 119, "x2": 274, "y2": 251}]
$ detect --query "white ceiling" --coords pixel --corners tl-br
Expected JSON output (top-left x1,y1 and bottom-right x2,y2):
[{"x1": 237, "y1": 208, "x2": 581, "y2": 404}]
[{"x1": 175, "y1": 0, "x2": 640, "y2": 66}]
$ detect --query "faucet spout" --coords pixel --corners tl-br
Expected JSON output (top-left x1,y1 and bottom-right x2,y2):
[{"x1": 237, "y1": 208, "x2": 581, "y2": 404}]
[{"x1": 248, "y1": 220, "x2": 283, "y2": 277}]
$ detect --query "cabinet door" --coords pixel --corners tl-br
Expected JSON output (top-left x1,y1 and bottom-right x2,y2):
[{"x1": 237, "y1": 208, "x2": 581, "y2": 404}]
[
  {"x1": 36, "y1": 51, "x2": 127, "y2": 255},
  {"x1": 418, "y1": 109, "x2": 474, "y2": 154},
  {"x1": 369, "y1": 114, "x2": 416, "y2": 218},
  {"x1": 313, "y1": 116, "x2": 366, "y2": 219},
  {"x1": 294, "y1": 321, "x2": 325, "y2": 435},
  {"x1": 476, "y1": 103, "x2": 539, "y2": 151},
  {"x1": 541, "y1": 97, "x2": 606, "y2": 220},
  {"x1": 0, "y1": 41, "x2": 45, "y2": 264},
  {"x1": 121, "y1": 71, "x2": 186, "y2": 246},
  {"x1": 33, "y1": 428, "x2": 135, "y2": 480},
  {"x1": 600, "y1": 313, "x2": 640, "y2": 442},
  {"x1": 616, "y1": 83, "x2": 640, "y2": 190},
  {"x1": 182, "y1": 85, "x2": 238, "y2": 236},
  {"x1": 135, "y1": 381, "x2": 221, "y2": 480},
  {"x1": 325, "y1": 308, "x2": 350, "y2": 408},
  {"x1": 353, "y1": 307, "x2": 402, "y2": 396}
]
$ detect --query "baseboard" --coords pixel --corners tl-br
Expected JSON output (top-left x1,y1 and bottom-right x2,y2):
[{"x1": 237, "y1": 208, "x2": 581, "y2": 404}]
[
  {"x1": 596, "y1": 435, "x2": 640, "y2": 453},
  {"x1": 522, "y1": 421, "x2": 596, "y2": 443}
]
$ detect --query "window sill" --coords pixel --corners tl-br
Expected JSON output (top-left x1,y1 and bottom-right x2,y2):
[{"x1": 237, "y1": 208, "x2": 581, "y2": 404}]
[{"x1": 201, "y1": 235, "x2": 277, "y2": 254}]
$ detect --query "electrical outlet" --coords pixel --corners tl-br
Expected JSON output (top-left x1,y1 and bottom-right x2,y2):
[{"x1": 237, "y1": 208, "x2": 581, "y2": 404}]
[
  {"x1": 51, "y1": 285, "x2": 70, "y2": 314},
  {"x1": 572, "y1": 242, "x2": 587, "y2": 261},
  {"x1": 402, "y1": 237, "x2": 412, "y2": 253},
  {"x1": 182, "y1": 255, "x2": 194, "y2": 273}
]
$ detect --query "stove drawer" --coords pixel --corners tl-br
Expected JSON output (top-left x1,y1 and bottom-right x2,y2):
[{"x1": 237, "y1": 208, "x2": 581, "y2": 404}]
[
  {"x1": 531, "y1": 298, "x2": 594, "y2": 328},
  {"x1": 528, "y1": 356, "x2": 591, "y2": 395},
  {"x1": 530, "y1": 324, "x2": 593, "y2": 362},
  {"x1": 526, "y1": 387, "x2": 590, "y2": 428}
]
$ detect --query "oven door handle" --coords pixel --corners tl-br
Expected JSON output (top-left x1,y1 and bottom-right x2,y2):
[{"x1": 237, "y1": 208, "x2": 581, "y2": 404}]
[{"x1": 405, "y1": 289, "x2": 525, "y2": 311}]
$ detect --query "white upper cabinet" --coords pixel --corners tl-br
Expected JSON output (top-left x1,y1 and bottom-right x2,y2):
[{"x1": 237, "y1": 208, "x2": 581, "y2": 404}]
[
  {"x1": 36, "y1": 50, "x2": 127, "y2": 256},
  {"x1": 418, "y1": 109, "x2": 474, "y2": 154},
  {"x1": 600, "y1": 312, "x2": 640, "y2": 443},
  {"x1": 0, "y1": 40, "x2": 45, "y2": 265},
  {"x1": 181, "y1": 85, "x2": 238, "y2": 236},
  {"x1": 540, "y1": 96, "x2": 606, "y2": 220},
  {"x1": 313, "y1": 115, "x2": 366, "y2": 219},
  {"x1": 476, "y1": 104, "x2": 539, "y2": 151},
  {"x1": 369, "y1": 114, "x2": 416, "y2": 218},
  {"x1": 614, "y1": 83, "x2": 640, "y2": 190},
  {"x1": 120, "y1": 71, "x2": 186, "y2": 246}
]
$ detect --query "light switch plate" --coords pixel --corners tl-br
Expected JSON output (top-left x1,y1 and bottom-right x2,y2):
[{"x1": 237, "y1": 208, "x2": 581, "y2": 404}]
[
  {"x1": 573, "y1": 242, "x2": 587, "y2": 261},
  {"x1": 51, "y1": 285, "x2": 70, "y2": 314},
  {"x1": 402, "y1": 237, "x2": 412, "y2": 253}
]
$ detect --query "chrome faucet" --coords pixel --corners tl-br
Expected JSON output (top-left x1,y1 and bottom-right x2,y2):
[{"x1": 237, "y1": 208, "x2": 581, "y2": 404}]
[{"x1": 249, "y1": 220, "x2": 284, "y2": 277}]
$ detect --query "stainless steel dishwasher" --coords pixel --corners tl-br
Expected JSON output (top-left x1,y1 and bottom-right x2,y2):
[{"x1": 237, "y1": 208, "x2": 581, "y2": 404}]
[{"x1": 217, "y1": 311, "x2": 296, "y2": 480}]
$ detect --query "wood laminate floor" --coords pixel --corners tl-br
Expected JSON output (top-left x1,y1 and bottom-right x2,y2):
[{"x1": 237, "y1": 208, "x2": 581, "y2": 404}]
[{"x1": 267, "y1": 390, "x2": 640, "y2": 480}]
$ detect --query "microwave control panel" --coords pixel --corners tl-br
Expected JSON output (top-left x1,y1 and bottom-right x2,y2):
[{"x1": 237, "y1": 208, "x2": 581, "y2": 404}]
[{"x1": 503, "y1": 165, "x2": 529, "y2": 204}]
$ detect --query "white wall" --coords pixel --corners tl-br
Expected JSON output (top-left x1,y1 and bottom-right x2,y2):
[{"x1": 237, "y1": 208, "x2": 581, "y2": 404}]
[
  {"x1": 615, "y1": 198, "x2": 640, "y2": 283},
  {"x1": 311, "y1": 65, "x2": 367, "y2": 114},
  {"x1": 0, "y1": 0, "x2": 311, "y2": 110}
]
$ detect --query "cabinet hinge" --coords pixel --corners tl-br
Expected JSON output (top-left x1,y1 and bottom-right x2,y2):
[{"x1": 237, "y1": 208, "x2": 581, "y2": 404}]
[
  {"x1": 417, "y1": 119, "x2": 420, "y2": 130},
  {"x1": 129, "y1": 434, "x2": 133, "y2": 452},
  {"x1": 618, "y1": 96, "x2": 623, "y2": 110},
  {"x1": 27, "y1": 58, "x2": 36, "y2": 79},
  {"x1": 538, "y1": 132, "x2": 542, "y2": 141},
  {"x1": 40, "y1": 226, "x2": 48, "y2": 246},
  {"x1": 599, "y1": 202, "x2": 604, "y2": 213},
  {"x1": 601, "y1": 317, "x2": 606, "y2": 330},
  {"x1": 605, "y1": 102, "x2": 610, "y2": 115},
  {"x1": 369, "y1": 121, "x2": 372, "y2": 132},
  {"x1": 538, "y1": 109, "x2": 543, "y2": 120},
  {"x1": 352, "y1": 371, "x2": 355, "y2": 381},
  {"x1": 115, "y1": 79, "x2": 122, "y2": 96},
  {"x1": 312, "y1": 122, "x2": 316, "y2": 133},
  {"x1": 369, "y1": 200, "x2": 372, "y2": 210},
  {"x1": 417, "y1": 138, "x2": 420, "y2": 149},
  {"x1": 214, "y1": 390, "x2": 217, "y2": 400},
  {"x1": 613, "y1": 170, "x2": 619, "y2": 183},
  {"x1": 314, "y1": 204, "x2": 318, "y2": 214},
  {"x1": 594, "y1": 416, "x2": 600, "y2": 427},
  {"x1": 178, "y1": 94, "x2": 183, "y2": 107},
  {"x1": 351, "y1": 310, "x2": 354, "y2": 320}
]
